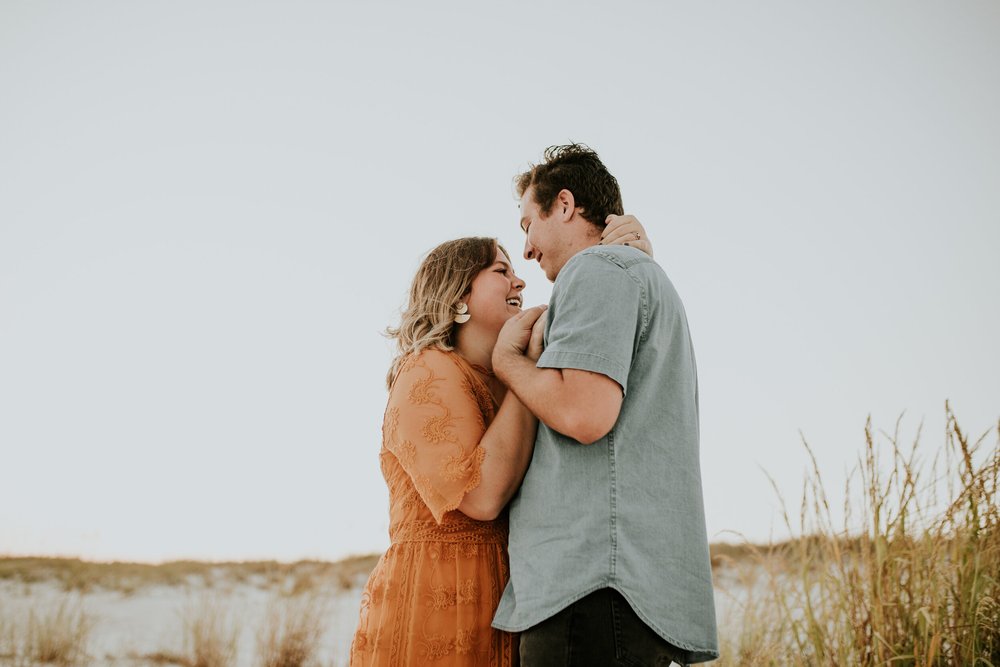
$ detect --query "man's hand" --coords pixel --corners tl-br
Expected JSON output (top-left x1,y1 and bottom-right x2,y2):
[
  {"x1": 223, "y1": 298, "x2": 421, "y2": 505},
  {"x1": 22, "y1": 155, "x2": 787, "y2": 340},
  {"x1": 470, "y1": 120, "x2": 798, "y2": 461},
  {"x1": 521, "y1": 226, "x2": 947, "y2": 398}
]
[
  {"x1": 602, "y1": 214, "x2": 654, "y2": 258},
  {"x1": 494, "y1": 305, "x2": 547, "y2": 366}
]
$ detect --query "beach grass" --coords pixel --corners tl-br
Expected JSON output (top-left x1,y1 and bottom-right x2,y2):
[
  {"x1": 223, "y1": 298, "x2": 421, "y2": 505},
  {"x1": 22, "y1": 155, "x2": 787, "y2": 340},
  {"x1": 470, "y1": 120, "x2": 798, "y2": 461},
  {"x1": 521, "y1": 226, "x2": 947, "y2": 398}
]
[
  {"x1": 0, "y1": 597, "x2": 92, "y2": 666},
  {"x1": 255, "y1": 595, "x2": 328, "y2": 667},
  {"x1": 1, "y1": 405, "x2": 995, "y2": 665},
  {"x1": 713, "y1": 403, "x2": 999, "y2": 665},
  {"x1": 0, "y1": 557, "x2": 379, "y2": 597},
  {"x1": 169, "y1": 596, "x2": 241, "y2": 667}
]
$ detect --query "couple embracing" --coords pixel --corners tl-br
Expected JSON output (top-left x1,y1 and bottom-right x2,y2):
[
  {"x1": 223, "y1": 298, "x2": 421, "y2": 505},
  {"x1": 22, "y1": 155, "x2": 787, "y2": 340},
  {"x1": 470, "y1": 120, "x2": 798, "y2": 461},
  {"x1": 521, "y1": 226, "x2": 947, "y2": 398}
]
[{"x1": 350, "y1": 145, "x2": 718, "y2": 667}]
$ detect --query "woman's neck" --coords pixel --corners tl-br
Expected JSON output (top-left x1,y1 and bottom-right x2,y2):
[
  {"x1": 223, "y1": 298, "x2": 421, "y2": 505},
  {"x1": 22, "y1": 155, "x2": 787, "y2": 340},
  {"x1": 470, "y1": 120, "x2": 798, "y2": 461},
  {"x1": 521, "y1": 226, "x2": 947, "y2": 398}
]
[{"x1": 453, "y1": 325, "x2": 498, "y2": 374}]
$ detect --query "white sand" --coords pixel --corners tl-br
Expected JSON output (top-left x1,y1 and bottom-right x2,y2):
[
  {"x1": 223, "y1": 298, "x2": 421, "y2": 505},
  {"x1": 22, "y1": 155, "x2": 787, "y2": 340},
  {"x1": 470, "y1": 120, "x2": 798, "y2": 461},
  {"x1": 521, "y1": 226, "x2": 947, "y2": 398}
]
[
  {"x1": 0, "y1": 576, "x2": 364, "y2": 666},
  {"x1": 0, "y1": 569, "x2": 746, "y2": 666}
]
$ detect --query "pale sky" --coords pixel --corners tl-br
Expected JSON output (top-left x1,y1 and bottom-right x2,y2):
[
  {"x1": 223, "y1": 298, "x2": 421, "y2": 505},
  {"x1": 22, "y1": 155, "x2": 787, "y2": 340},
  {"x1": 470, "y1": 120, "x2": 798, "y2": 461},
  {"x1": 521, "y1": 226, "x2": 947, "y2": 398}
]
[{"x1": 1, "y1": 1, "x2": 998, "y2": 562}]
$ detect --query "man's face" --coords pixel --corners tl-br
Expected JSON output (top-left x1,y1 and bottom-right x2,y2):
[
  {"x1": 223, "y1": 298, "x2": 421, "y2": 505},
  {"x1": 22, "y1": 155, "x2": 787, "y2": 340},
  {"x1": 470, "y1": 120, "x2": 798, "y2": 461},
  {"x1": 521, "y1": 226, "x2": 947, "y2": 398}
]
[{"x1": 519, "y1": 187, "x2": 561, "y2": 282}]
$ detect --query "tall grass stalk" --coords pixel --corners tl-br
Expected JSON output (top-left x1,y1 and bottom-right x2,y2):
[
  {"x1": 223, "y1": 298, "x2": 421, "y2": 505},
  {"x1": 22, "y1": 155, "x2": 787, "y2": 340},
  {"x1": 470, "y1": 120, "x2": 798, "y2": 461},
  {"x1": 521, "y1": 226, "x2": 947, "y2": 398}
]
[
  {"x1": 27, "y1": 601, "x2": 91, "y2": 664},
  {"x1": 718, "y1": 404, "x2": 999, "y2": 665},
  {"x1": 0, "y1": 603, "x2": 13, "y2": 663},
  {"x1": 0, "y1": 598, "x2": 93, "y2": 666},
  {"x1": 255, "y1": 595, "x2": 327, "y2": 667},
  {"x1": 168, "y1": 597, "x2": 240, "y2": 667}
]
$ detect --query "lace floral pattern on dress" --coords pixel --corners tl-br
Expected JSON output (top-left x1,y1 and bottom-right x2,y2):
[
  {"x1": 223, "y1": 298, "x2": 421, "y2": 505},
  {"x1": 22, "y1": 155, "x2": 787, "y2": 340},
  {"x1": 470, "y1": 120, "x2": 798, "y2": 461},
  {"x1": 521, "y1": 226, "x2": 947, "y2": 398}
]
[
  {"x1": 351, "y1": 349, "x2": 516, "y2": 667},
  {"x1": 383, "y1": 351, "x2": 492, "y2": 524}
]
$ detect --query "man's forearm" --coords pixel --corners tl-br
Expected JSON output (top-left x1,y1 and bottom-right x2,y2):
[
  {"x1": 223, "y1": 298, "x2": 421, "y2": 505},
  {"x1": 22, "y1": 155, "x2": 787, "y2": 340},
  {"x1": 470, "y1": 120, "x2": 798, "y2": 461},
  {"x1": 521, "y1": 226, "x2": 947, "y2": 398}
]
[
  {"x1": 492, "y1": 303, "x2": 624, "y2": 444},
  {"x1": 494, "y1": 352, "x2": 582, "y2": 441}
]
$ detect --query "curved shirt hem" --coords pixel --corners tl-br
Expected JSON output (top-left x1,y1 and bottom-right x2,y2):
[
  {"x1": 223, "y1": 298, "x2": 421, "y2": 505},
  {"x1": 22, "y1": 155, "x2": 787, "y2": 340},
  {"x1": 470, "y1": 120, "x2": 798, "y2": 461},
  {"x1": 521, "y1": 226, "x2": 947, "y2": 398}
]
[{"x1": 491, "y1": 582, "x2": 720, "y2": 663}]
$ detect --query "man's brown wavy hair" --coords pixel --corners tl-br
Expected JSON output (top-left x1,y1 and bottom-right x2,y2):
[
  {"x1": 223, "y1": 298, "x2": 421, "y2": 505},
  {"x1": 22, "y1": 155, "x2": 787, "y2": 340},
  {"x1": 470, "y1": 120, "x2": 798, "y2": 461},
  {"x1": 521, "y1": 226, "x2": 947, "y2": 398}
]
[{"x1": 515, "y1": 143, "x2": 624, "y2": 230}]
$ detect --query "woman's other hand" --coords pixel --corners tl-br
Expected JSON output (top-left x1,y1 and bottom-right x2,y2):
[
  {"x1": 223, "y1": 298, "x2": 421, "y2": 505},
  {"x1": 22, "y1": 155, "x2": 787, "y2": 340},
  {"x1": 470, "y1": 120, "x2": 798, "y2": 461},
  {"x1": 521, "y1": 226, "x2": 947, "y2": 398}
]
[
  {"x1": 526, "y1": 308, "x2": 547, "y2": 361},
  {"x1": 602, "y1": 214, "x2": 654, "y2": 258}
]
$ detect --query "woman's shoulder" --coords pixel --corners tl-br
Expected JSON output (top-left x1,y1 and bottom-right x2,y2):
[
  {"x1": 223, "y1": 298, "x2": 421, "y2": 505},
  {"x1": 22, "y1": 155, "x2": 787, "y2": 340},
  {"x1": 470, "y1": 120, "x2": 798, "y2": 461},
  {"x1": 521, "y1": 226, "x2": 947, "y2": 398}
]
[
  {"x1": 392, "y1": 347, "x2": 469, "y2": 391},
  {"x1": 389, "y1": 347, "x2": 484, "y2": 414},
  {"x1": 400, "y1": 346, "x2": 463, "y2": 373}
]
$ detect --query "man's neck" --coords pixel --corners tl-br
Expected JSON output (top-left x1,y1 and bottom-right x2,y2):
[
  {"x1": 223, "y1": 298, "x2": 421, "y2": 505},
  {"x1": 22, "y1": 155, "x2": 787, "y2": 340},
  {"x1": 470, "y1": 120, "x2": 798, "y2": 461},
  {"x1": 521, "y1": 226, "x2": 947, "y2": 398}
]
[{"x1": 553, "y1": 220, "x2": 604, "y2": 278}]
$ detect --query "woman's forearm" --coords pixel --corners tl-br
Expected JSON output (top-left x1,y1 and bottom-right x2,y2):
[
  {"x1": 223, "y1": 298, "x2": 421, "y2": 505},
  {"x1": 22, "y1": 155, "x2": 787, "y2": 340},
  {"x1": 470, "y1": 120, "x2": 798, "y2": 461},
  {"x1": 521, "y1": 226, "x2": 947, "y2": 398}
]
[{"x1": 457, "y1": 391, "x2": 537, "y2": 521}]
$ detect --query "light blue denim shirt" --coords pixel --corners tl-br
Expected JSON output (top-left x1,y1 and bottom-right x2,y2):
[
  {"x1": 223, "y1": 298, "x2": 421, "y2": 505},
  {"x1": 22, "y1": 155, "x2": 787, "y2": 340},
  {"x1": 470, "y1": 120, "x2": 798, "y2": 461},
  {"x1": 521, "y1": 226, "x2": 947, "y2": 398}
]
[{"x1": 492, "y1": 245, "x2": 719, "y2": 663}]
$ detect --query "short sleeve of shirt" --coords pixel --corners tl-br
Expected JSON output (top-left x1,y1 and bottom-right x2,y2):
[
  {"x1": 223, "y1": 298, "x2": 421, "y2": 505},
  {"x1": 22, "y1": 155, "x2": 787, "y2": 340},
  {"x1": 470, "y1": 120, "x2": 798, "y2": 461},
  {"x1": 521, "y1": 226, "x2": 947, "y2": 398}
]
[{"x1": 536, "y1": 250, "x2": 643, "y2": 394}]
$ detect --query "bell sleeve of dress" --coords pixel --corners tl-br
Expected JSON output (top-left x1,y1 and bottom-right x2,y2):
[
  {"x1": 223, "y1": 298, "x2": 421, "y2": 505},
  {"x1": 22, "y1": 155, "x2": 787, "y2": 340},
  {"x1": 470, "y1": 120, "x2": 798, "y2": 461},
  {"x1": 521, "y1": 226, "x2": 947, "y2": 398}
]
[{"x1": 383, "y1": 349, "x2": 487, "y2": 524}]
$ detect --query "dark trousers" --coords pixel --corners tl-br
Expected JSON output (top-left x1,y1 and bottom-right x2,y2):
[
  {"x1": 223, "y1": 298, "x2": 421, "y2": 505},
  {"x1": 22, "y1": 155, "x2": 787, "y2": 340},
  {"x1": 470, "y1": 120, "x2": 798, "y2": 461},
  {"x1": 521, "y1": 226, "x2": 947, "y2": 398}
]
[{"x1": 519, "y1": 588, "x2": 688, "y2": 667}]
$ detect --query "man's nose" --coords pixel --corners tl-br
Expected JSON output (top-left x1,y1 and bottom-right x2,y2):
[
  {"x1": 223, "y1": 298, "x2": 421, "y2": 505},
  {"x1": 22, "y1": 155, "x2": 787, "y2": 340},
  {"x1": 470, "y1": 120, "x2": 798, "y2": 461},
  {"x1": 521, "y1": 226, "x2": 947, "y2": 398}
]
[{"x1": 523, "y1": 238, "x2": 535, "y2": 260}]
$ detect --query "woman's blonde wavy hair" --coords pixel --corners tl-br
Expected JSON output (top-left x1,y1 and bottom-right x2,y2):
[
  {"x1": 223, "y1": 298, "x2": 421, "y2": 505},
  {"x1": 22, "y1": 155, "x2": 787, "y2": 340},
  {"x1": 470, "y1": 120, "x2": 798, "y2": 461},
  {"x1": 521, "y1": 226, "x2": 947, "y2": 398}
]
[{"x1": 385, "y1": 237, "x2": 510, "y2": 388}]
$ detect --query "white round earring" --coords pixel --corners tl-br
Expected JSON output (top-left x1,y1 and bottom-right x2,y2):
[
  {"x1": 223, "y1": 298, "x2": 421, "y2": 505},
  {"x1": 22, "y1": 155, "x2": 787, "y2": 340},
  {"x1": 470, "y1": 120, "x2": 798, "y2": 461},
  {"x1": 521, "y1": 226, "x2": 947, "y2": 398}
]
[{"x1": 454, "y1": 302, "x2": 471, "y2": 324}]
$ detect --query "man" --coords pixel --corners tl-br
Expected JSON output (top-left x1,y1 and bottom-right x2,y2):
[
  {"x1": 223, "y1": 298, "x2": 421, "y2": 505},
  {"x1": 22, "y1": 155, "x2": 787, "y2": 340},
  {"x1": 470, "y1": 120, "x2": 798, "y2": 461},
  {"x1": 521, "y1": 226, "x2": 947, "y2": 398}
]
[{"x1": 491, "y1": 144, "x2": 719, "y2": 665}]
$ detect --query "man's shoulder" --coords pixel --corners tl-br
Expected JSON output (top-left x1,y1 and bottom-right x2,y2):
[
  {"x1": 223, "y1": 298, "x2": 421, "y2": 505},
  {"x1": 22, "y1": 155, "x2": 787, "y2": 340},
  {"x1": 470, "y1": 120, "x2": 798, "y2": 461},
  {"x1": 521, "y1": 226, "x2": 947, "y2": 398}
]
[
  {"x1": 554, "y1": 245, "x2": 684, "y2": 315},
  {"x1": 549, "y1": 247, "x2": 647, "y2": 311},
  {"x1": 577, "y1": 244, "x2": 653, "y2": 270},
  {"x1": 555, "y1": 245, "x2": 664, "y2": 289},
  {"x1": 556, "y1": 245, "x2": 649, "y2": 280}
]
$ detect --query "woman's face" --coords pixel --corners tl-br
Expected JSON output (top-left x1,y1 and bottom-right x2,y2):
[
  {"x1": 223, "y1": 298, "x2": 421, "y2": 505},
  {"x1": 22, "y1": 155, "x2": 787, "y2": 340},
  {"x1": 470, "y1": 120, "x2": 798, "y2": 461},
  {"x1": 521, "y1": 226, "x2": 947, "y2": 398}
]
[{"x1": 463, "y1": 248, "x2": 526, "y2": 335}]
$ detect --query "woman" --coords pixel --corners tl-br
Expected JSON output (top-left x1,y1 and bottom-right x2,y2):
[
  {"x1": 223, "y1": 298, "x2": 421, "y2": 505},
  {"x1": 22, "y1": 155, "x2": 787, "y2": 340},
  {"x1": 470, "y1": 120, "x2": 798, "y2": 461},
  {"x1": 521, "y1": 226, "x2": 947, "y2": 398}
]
[{"x1": 350, "y1": 217, "x2": 652, "y2": 666}]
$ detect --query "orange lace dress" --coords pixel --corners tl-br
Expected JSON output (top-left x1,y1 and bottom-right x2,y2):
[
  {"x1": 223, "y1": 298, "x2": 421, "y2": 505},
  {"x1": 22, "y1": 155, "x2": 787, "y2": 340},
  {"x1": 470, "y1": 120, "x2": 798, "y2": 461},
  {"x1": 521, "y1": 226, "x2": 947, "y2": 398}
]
[{"x1": 350, "y1": 349, "x2": 518, "y2": 667}]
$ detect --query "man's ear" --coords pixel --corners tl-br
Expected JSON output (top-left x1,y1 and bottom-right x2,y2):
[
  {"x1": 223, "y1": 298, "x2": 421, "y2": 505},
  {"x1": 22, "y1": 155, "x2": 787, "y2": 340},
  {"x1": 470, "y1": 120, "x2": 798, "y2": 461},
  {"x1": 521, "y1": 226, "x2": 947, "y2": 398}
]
[{"x1": 554, "y1": 189, "x2": 576, "y2": 223}]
